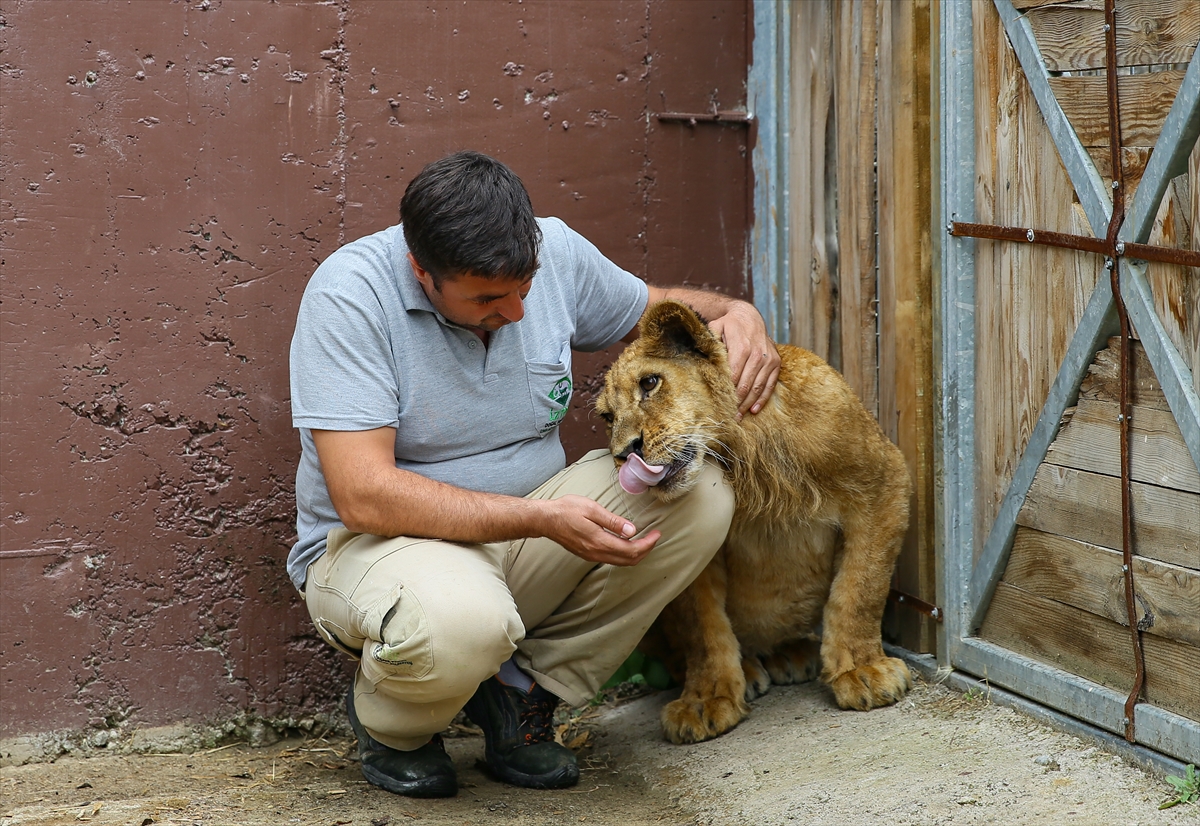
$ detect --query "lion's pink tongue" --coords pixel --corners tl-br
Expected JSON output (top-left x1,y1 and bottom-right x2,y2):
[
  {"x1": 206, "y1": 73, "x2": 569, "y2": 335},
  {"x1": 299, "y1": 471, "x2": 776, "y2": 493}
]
[{"x1": 618, "y1": 453, "x2": 668, "y2": 495}]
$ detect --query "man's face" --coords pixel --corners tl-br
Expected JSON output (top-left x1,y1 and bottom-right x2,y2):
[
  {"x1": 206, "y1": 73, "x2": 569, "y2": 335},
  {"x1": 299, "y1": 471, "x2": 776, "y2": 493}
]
[{"x1": 408, "y1": 253, "x2": 532, "y2": 334}]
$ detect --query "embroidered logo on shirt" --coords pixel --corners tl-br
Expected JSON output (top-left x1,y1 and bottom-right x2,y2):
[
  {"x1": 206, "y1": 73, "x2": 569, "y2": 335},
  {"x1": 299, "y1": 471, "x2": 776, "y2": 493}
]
[{"x1": 539, "y1": 376, "x2": 572, "y2": 434}]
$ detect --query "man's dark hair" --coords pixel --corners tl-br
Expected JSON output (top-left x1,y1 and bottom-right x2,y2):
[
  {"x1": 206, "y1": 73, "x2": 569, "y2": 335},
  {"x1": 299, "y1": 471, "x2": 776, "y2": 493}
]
[{"x1": 400, "y1": 151, "x2": 541, "y2": 286}]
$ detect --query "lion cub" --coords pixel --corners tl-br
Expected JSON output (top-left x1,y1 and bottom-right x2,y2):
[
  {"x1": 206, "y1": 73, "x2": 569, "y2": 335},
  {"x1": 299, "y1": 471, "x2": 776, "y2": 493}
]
[{"x1": 595, "y1": 300, "x2": 912, "y2": 744}]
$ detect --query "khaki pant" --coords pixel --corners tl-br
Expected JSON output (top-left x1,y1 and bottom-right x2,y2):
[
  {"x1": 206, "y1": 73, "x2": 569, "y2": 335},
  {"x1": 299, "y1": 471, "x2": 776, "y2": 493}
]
[{"x1": 301, "y1": 449, "x2": 734, "y2": 751}]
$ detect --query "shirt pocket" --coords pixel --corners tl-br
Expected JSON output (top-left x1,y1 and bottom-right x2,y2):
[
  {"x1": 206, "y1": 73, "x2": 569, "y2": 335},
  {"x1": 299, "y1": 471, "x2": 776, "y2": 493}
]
[{"x1": 526, "y1": 340, "x2": 573, "y2": 439}]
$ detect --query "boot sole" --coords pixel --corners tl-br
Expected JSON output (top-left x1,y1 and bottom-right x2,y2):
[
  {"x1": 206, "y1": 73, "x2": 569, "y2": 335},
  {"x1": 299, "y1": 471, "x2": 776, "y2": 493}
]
[
  {"x1": 479, "y1": 752, "x2": 581, "y2": 790},
  {"x1": 361, "y1": 764, "x2": 458, "y2": 798}
]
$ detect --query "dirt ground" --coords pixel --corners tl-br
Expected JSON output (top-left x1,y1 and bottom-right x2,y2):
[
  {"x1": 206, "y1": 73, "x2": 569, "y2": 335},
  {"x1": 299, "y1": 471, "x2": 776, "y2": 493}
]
[{"x1": 3, "y1": 663, "x2": 1196, "y2": 826}]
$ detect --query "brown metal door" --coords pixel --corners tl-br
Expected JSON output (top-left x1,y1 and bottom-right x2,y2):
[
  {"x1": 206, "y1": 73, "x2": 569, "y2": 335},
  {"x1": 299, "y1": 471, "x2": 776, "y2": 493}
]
[{"x1": 0, "y1": 1, "x2": 749, "y2": 737}]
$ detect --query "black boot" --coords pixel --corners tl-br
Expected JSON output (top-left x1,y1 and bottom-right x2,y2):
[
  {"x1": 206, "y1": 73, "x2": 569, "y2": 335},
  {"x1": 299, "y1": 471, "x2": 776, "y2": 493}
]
[
  {"x1": 463, "y1": 677, "x2": 580, "y2": 789},
  {"x1": 346, "y1": 687, "x2": 458, "y2": 798}
]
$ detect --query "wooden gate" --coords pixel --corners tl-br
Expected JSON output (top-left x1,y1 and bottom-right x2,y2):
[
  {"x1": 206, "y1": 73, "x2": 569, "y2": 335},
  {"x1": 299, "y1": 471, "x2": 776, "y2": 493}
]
[{"x1": 941, "y1": 0, "x2": 1199, "y2": 764}]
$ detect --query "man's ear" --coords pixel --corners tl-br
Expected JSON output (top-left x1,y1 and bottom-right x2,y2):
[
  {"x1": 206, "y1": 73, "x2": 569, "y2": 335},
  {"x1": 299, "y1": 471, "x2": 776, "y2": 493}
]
[
  {"x1": 407, "y1": 252, "x2": 437, "y2": 293},
  {"x1": 638, "y1": 300, "x2": 723, "y2": 362}
]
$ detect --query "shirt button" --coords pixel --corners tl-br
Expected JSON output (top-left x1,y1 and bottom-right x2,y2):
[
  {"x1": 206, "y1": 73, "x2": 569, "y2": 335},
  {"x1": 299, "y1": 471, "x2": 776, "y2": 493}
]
[{"x1": 469, "y1": 340, "x2": 477, "y2": 349}]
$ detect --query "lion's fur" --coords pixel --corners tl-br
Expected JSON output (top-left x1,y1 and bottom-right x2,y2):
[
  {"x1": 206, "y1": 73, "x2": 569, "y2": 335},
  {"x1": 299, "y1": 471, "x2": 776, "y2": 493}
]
[{"x1": 595, "y1": 300, "x2": 913, "y2": 744}]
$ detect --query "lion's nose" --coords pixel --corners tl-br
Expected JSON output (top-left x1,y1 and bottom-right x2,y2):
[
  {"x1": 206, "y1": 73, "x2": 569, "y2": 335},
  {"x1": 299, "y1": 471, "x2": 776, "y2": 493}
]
[{"x1": 614, "y1": 435, "x2": 644, "y2": 460}]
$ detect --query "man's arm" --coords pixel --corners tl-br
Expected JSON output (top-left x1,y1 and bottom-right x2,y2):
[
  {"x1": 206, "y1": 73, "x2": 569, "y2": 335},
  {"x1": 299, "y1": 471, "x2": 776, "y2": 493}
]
[
  {"x1": 313, "y1": 427, "x2": 661, "y2": 565},
  {"x1": 628, "y1": 285, "x2": 781, "y2": 417}
]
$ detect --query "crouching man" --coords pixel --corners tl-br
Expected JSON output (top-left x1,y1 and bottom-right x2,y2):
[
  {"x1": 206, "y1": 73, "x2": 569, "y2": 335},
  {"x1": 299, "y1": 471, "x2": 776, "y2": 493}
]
[{"x1": 287, "y1": 151, "x2": 779, "y2": 797}]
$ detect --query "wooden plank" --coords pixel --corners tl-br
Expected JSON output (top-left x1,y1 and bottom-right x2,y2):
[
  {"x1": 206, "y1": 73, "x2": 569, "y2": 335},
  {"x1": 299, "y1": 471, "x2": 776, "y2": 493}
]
[
  {"x1": 981, "y1": 581, "x2": 1200, "y2": 724},
  {"x1": 1046, "y1": 397, "x2": 1200, "y2": 492},
  {"x1": 1026, "y1": 0, "x2": 1200, "y2": 72},
  {"x1": 877, "y1": 0, "x2": 936, "y2": 653},
  {"x1": 1088, "y1": 146, "x2": 1152, "y2": 202},
  {"x1": 973, "y1": 0, "x2": 1010, "y2": 548},
  {"x1": 833, "y1": 0, "x2": 879, "y2": 414},
  {"x1": 787, "y1": 0, "x2": 836, "y2": 361},
  {"x1": 1018, "y1": 463, "x2": 1200, "y2": 569},
  {"x1": 1190, "y1": 134, "x2": 1200, "y2": 389},
  {"x1": 973, "y1": 0, "x2": 1100, "y2": 547},
  {"x1": 1048, "y1": 71, "x2": 1186, "y2": 148},
  {"x1": 1079, "y1": 337, "x2": 1173, "y2": 412},
  {"x1": 1005, "y1": 527, "x2": 1200, "y2": 646},
  {"x1": 1142, "y1": 170, "x2": 1200, "y2": 402}
]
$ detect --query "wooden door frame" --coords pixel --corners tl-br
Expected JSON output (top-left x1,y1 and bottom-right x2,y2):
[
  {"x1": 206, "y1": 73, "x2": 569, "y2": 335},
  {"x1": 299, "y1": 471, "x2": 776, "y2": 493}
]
[{"x1": 937, "y1": 0, "x2": 1200, "y2": 765}]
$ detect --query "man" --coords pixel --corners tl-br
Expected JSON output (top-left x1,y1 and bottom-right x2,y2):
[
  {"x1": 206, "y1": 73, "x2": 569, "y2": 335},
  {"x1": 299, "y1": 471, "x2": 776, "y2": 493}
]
[{"x1": 288, "y1": 151, "x2": 780, "y2": 798}]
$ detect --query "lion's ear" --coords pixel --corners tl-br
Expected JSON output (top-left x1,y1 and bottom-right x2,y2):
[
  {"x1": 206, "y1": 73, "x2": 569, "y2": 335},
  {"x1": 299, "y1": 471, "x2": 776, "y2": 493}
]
[{"x1": 638, "y1": 300, "x2": 724, "y2": 362}]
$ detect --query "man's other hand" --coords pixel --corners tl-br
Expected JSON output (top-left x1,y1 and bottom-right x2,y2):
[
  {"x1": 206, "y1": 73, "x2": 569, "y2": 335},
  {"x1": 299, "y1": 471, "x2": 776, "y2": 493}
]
[{"x1": 539, "y1": 494, "x2": 661, "y2": 566}]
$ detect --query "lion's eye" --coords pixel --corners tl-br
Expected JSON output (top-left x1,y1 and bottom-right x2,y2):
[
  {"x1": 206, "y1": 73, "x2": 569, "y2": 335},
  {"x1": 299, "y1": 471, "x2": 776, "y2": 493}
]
[
  {"x1": 597, "y1": 410, "x2": 614, "y2": 424},
  {"x1": 639, "y1": 375, "x2": 660, "y2": 393}
]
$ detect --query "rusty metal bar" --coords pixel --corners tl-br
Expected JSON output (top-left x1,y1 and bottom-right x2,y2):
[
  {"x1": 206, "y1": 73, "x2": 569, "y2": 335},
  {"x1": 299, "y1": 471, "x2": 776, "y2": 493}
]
[
  {"x1": 1114, "y1": 258, "x2": 1146, "y2": 745},
  {"x1": 948, "y1": 222, "x2": 1109, "y2": 255},
  {"x1": 655, "y1": 110, "x2": 754, "y2": 126},
  {"x1": 1121, "y1": 242, "x2": 1200, "y2": 268},
  {"x1": 948, "y1": 222, "x2": 1200, "y2": 268},
  {"x1": 888, "y1": 588, "x2": 944, "y2": 623},
  {"x1": 1104, "y1": 0, "x2": 1125, "y2": 249},
  {"x1": 1104, "y1": 0, "x2": 1147, "y2": 746}
]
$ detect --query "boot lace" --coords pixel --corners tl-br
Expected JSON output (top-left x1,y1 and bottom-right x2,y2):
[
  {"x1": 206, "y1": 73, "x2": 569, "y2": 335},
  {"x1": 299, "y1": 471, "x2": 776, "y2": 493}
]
[{"x1": 516, "y1": 691, "x2": 557, "y2": 745}]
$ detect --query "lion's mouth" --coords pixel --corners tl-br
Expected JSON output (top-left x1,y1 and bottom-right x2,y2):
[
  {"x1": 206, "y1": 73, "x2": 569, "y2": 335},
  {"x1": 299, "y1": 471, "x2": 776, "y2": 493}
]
[
  {"x1": 657, "y1": 446, "x2": 698, "y2": 488},
  {"x1": 618, "y1": 445, "x2": 697, "y2": 495}
]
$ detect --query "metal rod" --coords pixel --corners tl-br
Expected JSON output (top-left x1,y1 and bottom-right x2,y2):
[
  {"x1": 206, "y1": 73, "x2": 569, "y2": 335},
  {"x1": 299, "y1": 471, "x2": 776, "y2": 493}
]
[
  {"x1": 1104, "y1": 0, "x2": 1146, "y2": 745},
  {"x1": 655, "y1": 111, "x2": 754, "y2": 125},
  {"x1": 888, "y1": 588, "x2": 944, "y2": 623},
  {"x1": 949, "y1": 222, "x2": 1109, "y2": 255},
  {"x1": 948, "y1": 222, "x2": 1200, "y2": 268},
  {"x1": 1121, "y1": 241, "x2": 1200, "y2": 268}
]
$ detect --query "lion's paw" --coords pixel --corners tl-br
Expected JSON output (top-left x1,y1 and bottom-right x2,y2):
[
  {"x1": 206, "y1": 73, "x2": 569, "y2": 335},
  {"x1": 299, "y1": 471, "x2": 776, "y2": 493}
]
[
  {"x1": 742, "y1": 656, "x2": 772, "y2": 702},
  {"x1": 762, "y1": 639, "x2": 821, "y2": 687},
  {"x1": 828, "y1": 656, "x2": 912, "y2": 711},
  {"x1": 661, "y1": 695, "x2": 748, "y2": 744}
]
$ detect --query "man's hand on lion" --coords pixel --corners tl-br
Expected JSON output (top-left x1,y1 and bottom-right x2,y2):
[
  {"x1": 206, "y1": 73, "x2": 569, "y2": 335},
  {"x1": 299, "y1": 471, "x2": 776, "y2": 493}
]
[
  {"x1": 708, "y1": 302, "x2": 781, "y2": 418},
  {"x1": 538, "y1": 495, "x2": 661, "y2": 566}
]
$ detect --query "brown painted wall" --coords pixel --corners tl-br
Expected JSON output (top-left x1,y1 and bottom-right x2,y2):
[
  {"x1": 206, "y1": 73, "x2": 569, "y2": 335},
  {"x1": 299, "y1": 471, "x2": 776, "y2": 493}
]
[{"x1": 0, "y1": 0, "x2": 750, "y2": 739}]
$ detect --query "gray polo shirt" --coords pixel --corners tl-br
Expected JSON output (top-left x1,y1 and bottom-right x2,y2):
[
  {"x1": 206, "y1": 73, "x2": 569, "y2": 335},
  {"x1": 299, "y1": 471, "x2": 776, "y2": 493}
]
[{"x1": 287, "y1": 217, "x2": 648, "y2": 589}]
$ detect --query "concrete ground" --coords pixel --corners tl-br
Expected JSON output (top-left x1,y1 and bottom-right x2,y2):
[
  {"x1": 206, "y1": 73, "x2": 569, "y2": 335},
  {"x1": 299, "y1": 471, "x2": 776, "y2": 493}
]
[{"x1": 2, "y1": 660, "x2": 1195, "y2": 826}]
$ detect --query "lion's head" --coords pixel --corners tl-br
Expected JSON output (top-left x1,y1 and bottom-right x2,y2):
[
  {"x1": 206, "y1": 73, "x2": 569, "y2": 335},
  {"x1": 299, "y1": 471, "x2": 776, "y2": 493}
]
[{"x1": 595, "y1": 300, "x2": 741, "y2": 500}]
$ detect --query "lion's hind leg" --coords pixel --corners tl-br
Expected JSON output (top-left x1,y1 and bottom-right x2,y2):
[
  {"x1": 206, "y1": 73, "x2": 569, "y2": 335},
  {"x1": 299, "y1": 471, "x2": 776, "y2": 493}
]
[
  {"x1": 742, "y1": 636, "x2": 820, "y2": 702},
  {"x1": 741, "y1": 654, "x2": 771, "y2": 701},
  {"x1": 763, "y1": 637, "x2": 822, "y2": 687}
]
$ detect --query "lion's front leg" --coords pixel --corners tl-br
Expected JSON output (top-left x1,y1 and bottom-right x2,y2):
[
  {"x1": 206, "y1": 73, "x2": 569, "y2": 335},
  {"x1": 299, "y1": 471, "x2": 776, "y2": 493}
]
[
  {"x1": 657, "y1": 563, "x2": 749, "y2": 744},
  {"x1": 820, "y1": 489, "x2": 913, "y2": 711}
]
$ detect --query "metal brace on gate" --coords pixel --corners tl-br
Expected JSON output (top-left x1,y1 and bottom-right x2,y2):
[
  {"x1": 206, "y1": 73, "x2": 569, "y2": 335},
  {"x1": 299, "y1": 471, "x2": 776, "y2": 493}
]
[{"x1": 947, "y1": 0, "x2": 1198, "y2": 744}]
